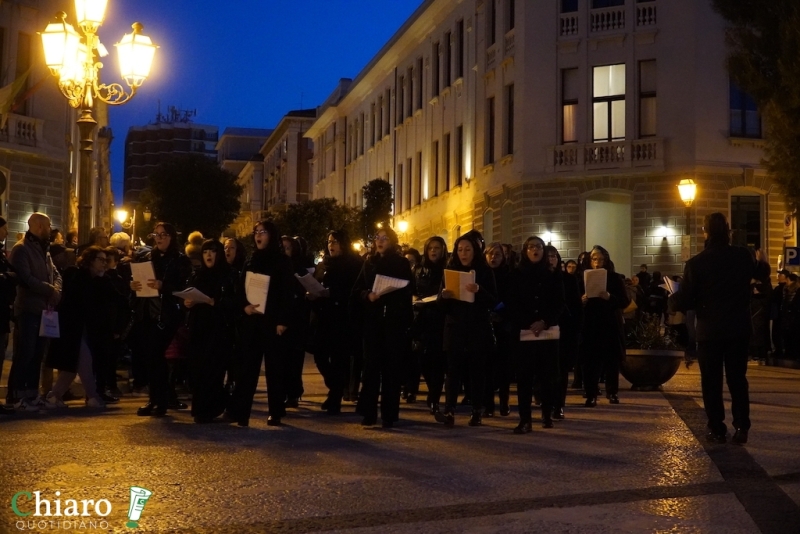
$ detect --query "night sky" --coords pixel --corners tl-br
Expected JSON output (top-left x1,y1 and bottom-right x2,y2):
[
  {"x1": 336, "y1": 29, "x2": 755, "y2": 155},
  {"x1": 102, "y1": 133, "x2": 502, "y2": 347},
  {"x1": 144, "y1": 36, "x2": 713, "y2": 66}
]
[{"x1": 97, "y1": 0, "x2": 423, "y2": 205}]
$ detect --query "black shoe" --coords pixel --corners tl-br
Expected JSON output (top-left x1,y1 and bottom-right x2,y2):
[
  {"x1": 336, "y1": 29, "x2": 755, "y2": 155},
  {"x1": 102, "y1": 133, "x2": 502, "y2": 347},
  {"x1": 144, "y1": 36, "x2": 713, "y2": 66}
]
[
  {"x1": 361, "y1": 416, "x2": 377, "y2": 426},
  {"x1": 285, "y1": 397, "x2": 299, "y2": 409},
  {"x1": 607, "y1": 394, "x2": 619, "y2": 404},
  {"x1": 381, "y1": 420, "x2": 394, "y2": 428},
  {"x1": 326, "y1": 405, "x2": 341, "y2": 415},
  {"x1": 706, "y1": 430, "x2": 727, "y2": 444},
  {"x1": 99, "y1": 392, "x2": 120, "y2": 404},
  {"x1": 499, "y1": 401, "x2": 510, "y2": 417},
  {"x1": 584, "y1": 398, "x2": 597, "y2": 408},
  {"x1": 732, "y1": 429, "x2": 748, "y2": 445},
  {"x1": 168, "y1": 401, "x2": 188, "y2": 410},
  {"x1": 468, "y1": 411, "x2": 482, "y2": 427},
  {"x1": 406, "y1": 393, "x2": 417, "y2": 404},
  {"x1": 267, "y1": 416, "x2": 282, "y2": 426},
  {"x1": 482, "y1": 409, "x2": 495, "y2": 418},
  {"x1": 542, "y1": 418, "x2": 554, "y2": 429},
  {"x1": 513, "y1": 421, "x2": 532, "y2": 434},
  {"x1": 137, "y1": 402, "x2": 166, "y2": 417},
  {"x1": 428, "y1": 402, "x2": 439, "y2": 415},
  {"x1": 0, "y1": 405, "x2": 15, "y2": 415},
  {"x1": 533, "y1": 396, "x2": 542, "y2": 407},
  {"x1": 321, "y1": 398, "x2": 331, "y2": 411},
  {"x1": 552, "y1": 408, "x2": 565, "y2": 420},
  {"x1": 434, "y1": 410, "x2": 454, "y2": 427}
]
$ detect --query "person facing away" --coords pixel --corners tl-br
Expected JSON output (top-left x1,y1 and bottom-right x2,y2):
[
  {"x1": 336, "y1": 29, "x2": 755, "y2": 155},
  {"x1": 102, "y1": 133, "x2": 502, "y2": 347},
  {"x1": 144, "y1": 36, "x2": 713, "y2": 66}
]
[{"x1": 669, "y1": 212, "x2": 765, "y2": 445}]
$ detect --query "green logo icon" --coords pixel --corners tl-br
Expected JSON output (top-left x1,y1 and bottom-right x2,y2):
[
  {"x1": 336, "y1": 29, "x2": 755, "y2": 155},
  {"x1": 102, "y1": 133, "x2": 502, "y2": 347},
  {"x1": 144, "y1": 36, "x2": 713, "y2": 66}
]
[{"x1": 126, "y1": 486, "x2": 152, "y2": 529}]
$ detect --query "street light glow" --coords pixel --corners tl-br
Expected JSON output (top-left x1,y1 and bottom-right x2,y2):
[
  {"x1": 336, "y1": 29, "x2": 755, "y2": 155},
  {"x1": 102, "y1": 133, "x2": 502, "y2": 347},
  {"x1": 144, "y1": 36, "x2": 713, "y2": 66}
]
[{"x1": 115, "y1": 209, "x2": 129, "y2": 224}]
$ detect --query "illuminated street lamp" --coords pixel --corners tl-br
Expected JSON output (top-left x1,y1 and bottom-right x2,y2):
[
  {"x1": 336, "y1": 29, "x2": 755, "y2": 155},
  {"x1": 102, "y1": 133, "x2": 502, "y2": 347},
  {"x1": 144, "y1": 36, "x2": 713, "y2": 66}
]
[
  {"x1": 677, "y1": 179, "x2": 697, "y2": 236},
  {"x1": 40, "y1": 1, "x2": 157, "y2": 245}
]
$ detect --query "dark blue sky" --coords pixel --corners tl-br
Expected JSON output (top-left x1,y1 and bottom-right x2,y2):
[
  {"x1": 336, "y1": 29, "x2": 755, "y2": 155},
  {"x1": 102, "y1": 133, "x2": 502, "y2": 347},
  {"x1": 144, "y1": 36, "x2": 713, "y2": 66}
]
[{"x1": 100, "y1": 0, "x2": 423, "y2": 205}]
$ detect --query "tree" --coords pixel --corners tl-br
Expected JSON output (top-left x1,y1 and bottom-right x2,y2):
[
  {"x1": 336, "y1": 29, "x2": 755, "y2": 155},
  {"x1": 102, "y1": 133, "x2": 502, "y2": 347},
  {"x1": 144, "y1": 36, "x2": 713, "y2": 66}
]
[
  {"x1": 268, "y1": 198, "x2": 361, "y2": 256},
  {"x1": 141, "y1": 153, "x2": 243, "y2": 240},
  {"x1": 713, "y1": 0, "x2": 800, "y2": 211},
  {"x1": 361, "y1": 178, "x2": 394, "y2": 241}
]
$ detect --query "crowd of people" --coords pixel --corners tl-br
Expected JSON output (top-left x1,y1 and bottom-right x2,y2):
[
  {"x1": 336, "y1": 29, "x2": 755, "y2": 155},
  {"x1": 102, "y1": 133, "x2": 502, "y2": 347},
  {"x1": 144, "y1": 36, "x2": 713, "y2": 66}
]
[{"x1": 1, "y1": 212, "x2": 797, "y2": 438}]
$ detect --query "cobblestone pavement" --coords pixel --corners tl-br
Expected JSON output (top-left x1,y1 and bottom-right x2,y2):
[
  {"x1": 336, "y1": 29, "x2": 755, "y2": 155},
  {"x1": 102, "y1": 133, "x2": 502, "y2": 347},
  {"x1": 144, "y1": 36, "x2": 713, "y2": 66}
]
[{"x1": 1, "y1": 358, "x2": 798, "y2": 533}]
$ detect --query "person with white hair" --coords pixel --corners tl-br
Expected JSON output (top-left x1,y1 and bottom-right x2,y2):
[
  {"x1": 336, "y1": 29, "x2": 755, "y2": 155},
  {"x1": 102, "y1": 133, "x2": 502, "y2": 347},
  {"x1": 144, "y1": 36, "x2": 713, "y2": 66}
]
[{"x1": 109, "y1": 232, "x2": 132, "y2": 255}]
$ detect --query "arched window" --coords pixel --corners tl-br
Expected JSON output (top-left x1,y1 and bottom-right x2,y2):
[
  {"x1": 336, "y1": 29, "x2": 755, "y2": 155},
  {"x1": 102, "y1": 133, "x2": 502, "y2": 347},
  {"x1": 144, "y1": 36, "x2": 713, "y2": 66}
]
[{"x1": 483, "y1": 209, "x2": 494, "y2": 243}]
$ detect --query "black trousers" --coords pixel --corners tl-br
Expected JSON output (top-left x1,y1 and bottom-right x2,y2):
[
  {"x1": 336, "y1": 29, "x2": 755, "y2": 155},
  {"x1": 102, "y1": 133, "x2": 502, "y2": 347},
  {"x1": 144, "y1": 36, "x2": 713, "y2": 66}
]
[
  {"x1": 142, "y1": 320, "x2": 175, "y2": 406},
  {"x1": 285, "y1": 346, "x2": 305, "y2": 400},
  {"x1": 697, "y1": 337, "x2": 750, "y2": 433},
  {"x1": 556, "y1": 334, "x2": 579, "y2": 409},
  {"x1": 484, "y1": 329, "x2": 511, "y2": 411},
  {"x1": 445, "y1": 349, "x2": 486, "y2": 413},
  {"x1": 229, "y1": 326, "x2": 286, "y2": 423},
  {"x1": 128, "y1": 322, "x2": 149, "y2": 389},
  {"x1": 402, "y1": 346, "x2": 421, "y2": 397},
  {"x1": 189, "y1": 332, "x2": 229, "y2": 419},
  {"x1": 421, "y1": 346, "x2": 446, "y2": 406},
  {"x1": 358, "y1": 325, "x2": 405, "y2": 422},
  {"x1": 516, "y1": 340, "x2": 559, "y2": 421},
  {"x1": 314, "y1": 342, "x2": 350, "y2": 410},
  {"x1": 583, "y1": 342, "x2": 620, "y2": 399}
]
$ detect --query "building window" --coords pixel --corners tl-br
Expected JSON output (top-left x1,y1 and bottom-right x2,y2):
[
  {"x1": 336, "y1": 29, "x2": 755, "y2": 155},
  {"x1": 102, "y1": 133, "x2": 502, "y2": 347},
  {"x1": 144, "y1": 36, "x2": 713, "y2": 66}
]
[
  {"x1": 506, "y1": 0, "x2": 515, "y2": 31},
  {"x1": 444, "y1": 31, "x2": 452, "y2": 88},
  {"x1": 14, "y1": 32, "x2": 31, "y2": 116},
  {"x1": 432, "y1": 140, "x2": 440, "y2": 198},
  {"x1": 639, "y1": 60, "x2": 657, "y2": 138},
  {"x1": 561, "y1": 0, "x2": 578, "y2": 12},
  {"x1": 370, "y1": 103, "x2": 376, "y2": 146},
  {"x1": 416, "y1": 57, "x2": 423, "y2": 110},
  {"x1": 456, "y1": 125, "x2": 464, "y2": 186},
  {"x1": 432, "y1": 41, "x2": 440, "y2": 97},
  {"x1": 485, "y1": 97, "x2": 495, "y2": 164},
  {"x1": 396, "y1": 163, "x2": 403, "y2": 213},
  {"x1": 592, "y1": 64, "x2": 626, "y2": 143},
  {"x1": 359, "y1": 113, "x2": 365, "y2": 155},
  {"x1": 444, "y1": 132, "x2": 451, "y2": 191},
  {"x1": 505, "y1": 84, "x2": 514, "y2": 155},
  {"x1": 397, "y1": 76, "x2": 404, "y2": 125},
  {"x1": 730, "y1": 82, "x2": 761, "y2": 138},
  {"x1": 377, "y1": 96, "x2": 383, "y2": 140},
  {"x1": 406, "y1": 157, "x2": 412, "y2": 210},
  {"x1": 562, "y1": 68, "x2": 579, "y2": 143},
  {"x1": 384, "y1": 89, "x2": 391, "y2": 136},
  {"x1": 592, "y1": 0, "x2": 624, "y2": 7},
  {"x1": 456, "y1": 20, "x2": 465, "y2": 79},
  {"x1": 406, "y1": 66, "x2": 413, "y2": 119},
  {"x1": 488, "y1": 0, "x2": 496, "y2": 46},
  {"x1": 730, "y1": 195, "x2": 762, "y2": 249},
  {"x1": 416, "y1": 151, "x2": 422, "y2": 205}
]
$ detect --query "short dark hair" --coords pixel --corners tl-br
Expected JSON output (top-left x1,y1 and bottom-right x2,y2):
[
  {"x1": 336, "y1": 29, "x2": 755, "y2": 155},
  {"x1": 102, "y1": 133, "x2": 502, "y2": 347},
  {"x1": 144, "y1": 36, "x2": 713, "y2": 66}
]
[
  {"x1": 66, "y1": 230, "x2": 78, "y2": 244},
  {"x1": 50, "y1": 228, "x2": 61, "y2": 242},
  {"x1": 77, "y1": 245, "x2": 106, "y2": 269},
  {"x1": 703, "y1": 212, "x2": 730, "y2": 245},
  {"x1": 89, "y1": 227, "x2": 107, "y2": 244},
  {"x1": 104, "y1": 246, "x2": 121, "y2": 262}
]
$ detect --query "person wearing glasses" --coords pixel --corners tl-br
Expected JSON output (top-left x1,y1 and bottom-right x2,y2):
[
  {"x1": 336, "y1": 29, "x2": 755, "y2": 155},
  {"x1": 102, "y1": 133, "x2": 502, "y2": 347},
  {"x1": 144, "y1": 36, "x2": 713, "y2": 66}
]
[
  {"x1": 434, "y1": 232, "x2": 497, "y2": 428},
  {"x1": 227, "y1": 221, "x2": 294, "y2": 427},
  {"x1": 351, "y1": 227, "x2": 414, "y2": 428},
  {"x1": 44, "y1": 246, "x2": 128, "y2": 410},
  {"x1": 579, "y1": 245, "x2": 629, "y2": 408},
  {"x1": 130, "y1": 223, "x2": 192, "y2": 417}
]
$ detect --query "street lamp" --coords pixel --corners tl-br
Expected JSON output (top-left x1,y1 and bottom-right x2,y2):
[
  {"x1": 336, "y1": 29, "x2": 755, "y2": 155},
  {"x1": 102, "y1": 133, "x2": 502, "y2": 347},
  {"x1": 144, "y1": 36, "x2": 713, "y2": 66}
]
[
  {"x1": 40, "y1": 1, "x2": 157, "y2": 245},
  {"x1": 115, "y1": 207, "x2": 135, "y2": 238},
  {"x1": 678, "y1": 179, "x2": 698, "y2": 260}
]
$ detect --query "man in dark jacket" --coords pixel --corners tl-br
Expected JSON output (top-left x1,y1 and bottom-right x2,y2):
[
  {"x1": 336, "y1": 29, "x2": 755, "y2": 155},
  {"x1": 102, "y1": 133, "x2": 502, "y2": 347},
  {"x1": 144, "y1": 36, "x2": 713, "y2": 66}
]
[{"x1": 669, "y1": 212, "x2": 762, "y2": 445}]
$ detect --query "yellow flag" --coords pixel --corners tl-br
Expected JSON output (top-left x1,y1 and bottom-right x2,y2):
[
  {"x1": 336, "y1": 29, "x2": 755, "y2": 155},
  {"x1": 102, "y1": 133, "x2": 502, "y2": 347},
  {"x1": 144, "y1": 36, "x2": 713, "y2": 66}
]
[{"x1": 0, "y1": 67, "x2": 32, "y2": 128}]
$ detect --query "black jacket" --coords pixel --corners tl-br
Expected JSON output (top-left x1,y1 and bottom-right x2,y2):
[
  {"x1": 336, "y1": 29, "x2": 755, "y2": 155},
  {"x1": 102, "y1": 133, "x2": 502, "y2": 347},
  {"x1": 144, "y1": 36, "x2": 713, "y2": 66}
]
[
  {"x1": 440, "y1": 262, "x2": 497, "y2": 353},
  {"x1": 239, "y1": 248, "x2": 295, "y2": 330},
  {"x1": 352, "y1": 251, "x2": 414, "y2": 334},
  {"x1": 131, "y1": 248, "x2": 192, "y2": 329},
  {"x1": 507, "y1": 261, "x2": 565, "y2": 333},
  {"x1": 312, "y1": 253, "x2": 362, "y2": 348},
  {"x1": 669, "y1": 242, "x2": 762, "y2": 342}
]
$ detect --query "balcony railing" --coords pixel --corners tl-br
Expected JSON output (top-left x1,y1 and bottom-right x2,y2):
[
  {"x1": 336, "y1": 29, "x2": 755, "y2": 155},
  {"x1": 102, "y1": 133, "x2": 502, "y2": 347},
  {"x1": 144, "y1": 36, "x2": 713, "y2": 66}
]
[
  {"x1": 590, "y1": 6, "x2": 625, "y2": 33},
  {"x1": 560, "y1": 13, "x2": 579, "y2": 37},
  {"x1": 0, "y1": 113, "x2": 44, "y2": 148},
  {"x1": 549, "y1": 139, "x2": 663, "y2": 173},
  {"x1": 636, "y1": 3, "x2": 657, "y2": 27}
]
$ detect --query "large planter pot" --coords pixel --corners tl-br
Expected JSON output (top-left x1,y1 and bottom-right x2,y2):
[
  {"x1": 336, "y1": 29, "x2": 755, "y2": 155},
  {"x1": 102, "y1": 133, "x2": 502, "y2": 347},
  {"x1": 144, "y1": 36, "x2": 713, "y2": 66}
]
[{"x1": 621, "y1": 349, "x2": 684, "y2": 391}]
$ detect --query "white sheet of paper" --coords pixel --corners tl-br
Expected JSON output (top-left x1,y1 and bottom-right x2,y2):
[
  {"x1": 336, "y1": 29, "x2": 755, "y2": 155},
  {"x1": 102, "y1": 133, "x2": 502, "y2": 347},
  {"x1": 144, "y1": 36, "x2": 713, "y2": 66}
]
[
  {"x1": 172, "y1": 287, "x2": 213, "y2": 305},
  {"x1": 295, "y1": 273, "x2": 327, "y2": 297},
  {"x1": 372, "y1": 274, "x2": 409, "y2": 297},
  {"x1": 245, "y1": 271, "x2": 270, "y2": 313},
  {"x1": 418, "y1": 295, "x2": 438, "y2": 304},
  {"x1": 662, "y1": 277, "x2": 680, "y2": 295},
  {"x1": 444, "y1": 269, "x2": 476, "y2": 303},
  {"x1": 584, "y1": 268, "x2": 607, "y2": 298},
  {"x1": 520, "y1": 325, "x2": 560, "y2": 341},
  {"x1": 130, "y1": 261, "x2": 159, "y2": 298}
]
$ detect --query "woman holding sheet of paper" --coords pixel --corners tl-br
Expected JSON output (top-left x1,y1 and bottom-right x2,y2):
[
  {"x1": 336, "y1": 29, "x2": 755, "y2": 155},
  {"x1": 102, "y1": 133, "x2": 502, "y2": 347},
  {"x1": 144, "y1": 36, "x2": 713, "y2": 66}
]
[
  {"x1": 435, "y1": 233, "x2": 497, "y2": 428},
  {"x1": 352, "y1": 227, "x2": 413, "y2": 428},
  {"x1": 227, "y1": 221, "x2": 295, "y2": 427},
  {"x1": 183, "y1": 240, "x2": 236, "y2": 424},
  {"x1": 506, "y1": 237, "x2": 564, "y2": 434},
  {"x1": 130, "y1": 223, "x2": 192, "y2": 418},
  {"x1": 579, "y1": 245, "x2": 629, "y2": 407}
]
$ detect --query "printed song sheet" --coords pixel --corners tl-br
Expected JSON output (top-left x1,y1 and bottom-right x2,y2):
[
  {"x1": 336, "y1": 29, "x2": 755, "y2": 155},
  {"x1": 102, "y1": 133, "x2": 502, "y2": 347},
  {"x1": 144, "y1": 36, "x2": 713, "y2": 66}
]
[
  {"x1": 372, "y1": 274, "x2": 409, "y2": 297},
  {"x1": 661, "y1": 277, "x2": 680, "y2": 295},
  {"x1": 172, "y1": 287, "x2": 213, "y2": 305},
  {"x1": 520, "y1": 325, "x2": 561, "y2": 341},
  {"x1": 245, "y1": 272, "x2": 270, "y2": 313},
  {"x1": 584, "y1": 268, "x2": 607, "y2": 298},
  {"x1": 130, "y1": 262, "x2": 159, "y2": 298},
  {"x1": 295, "y1": 273, "x2": 327, "y2": 297},
  {"x1": 444, "y1": 269, "x2": 476, "y2": 303}
]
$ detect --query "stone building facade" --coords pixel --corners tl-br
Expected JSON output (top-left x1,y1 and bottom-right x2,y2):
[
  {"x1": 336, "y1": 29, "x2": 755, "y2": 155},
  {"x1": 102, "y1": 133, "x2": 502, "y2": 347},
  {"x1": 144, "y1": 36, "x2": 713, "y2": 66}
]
[{"x1": 305, "y1": 0, "x2": 794, "y2": 277}]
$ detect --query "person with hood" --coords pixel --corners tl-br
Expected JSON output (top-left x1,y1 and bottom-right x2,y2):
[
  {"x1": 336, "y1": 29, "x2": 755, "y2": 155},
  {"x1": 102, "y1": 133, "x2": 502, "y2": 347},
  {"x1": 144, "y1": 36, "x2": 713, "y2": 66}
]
[
  {"x1": 183, "y1": 240, "x2": 236, "y2": 423},
  {"x1": 412, "y1": 236, "x2": 448, "y2": 414},
  {"x1": 311, "y1": 230, "x2": 363, "y2": 414},
  {"x1": 434, "y1": 232, "x2": 497, "y2": 427},
  {"x1": 484, "y1": 241, "x2": 512, "y2": 417},
  {"x1": 0, "y1": 217, "x2": 16, "y2": 414},
  {"x1": 352, "y1": 226, "x2": 414, "y2": 428},
  {"x1": 227, "y1": 221, "x2": 294, "y2": 427},
  {"x1": 130, "y1": 222, "x2": 193, "y2": 417},
  {"x1": 579, "y1": 245, "x2": 629, "y2": 407},
  {"x1": 222, "y1": 237, "x2": 246, "y2": 392}
]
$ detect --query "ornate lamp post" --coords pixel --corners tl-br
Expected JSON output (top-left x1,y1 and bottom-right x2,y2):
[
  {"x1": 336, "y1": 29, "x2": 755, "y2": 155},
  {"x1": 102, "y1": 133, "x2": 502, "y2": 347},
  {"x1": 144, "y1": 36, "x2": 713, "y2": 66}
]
[
  {"x1": 40, "y1": 1, "x2": 157, "y2": 245},
  {"x1": 114, "y1": 206, "x2": 151, "y2": 242},
  {"x1": 678, "y1": 178, "x2": 698, "y2": 260}
]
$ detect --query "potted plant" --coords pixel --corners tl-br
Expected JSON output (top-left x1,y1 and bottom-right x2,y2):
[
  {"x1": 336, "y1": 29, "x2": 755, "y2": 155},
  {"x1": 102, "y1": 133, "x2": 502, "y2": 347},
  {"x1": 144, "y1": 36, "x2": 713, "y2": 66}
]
[{"x1": 621, "y1": 313, "x2": 685, "y2": 391}]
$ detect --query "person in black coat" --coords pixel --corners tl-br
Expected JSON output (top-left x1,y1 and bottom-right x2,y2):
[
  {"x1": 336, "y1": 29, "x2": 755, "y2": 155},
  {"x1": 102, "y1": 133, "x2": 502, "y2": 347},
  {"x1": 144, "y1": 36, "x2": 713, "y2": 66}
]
[
  {"x1": 0, "y1": 218, "x2": 17, "y2": 413},
  {"x1": 45, "y1": 246, "x2": 128, "y2": 409},
  {"x1": 669, "y1": 212, "x2": 766, "y2": 445},
  {"x1": 227, "y1": 221, "x2": 295, "y2": 427},
  {"x1": 579, "y1": 245, "x2": 629, "y2": 407},
  {"x1": 130, "y1": 223, "x2": 193, "y2": 417},
  {"x1": 352, "y1": 227, "x2": 414, "y2": 428},
  {"x1": 223, "y1": 237, "x2": 246, "y2": 393},
  {"x1": 311, "y1": 230, "x2": 363, "y2": 414},
  {"x1": 506, "y1": 237, "x2": 564, "y2": 433},
  {"x1": 434, "y1": 233, "x2": 497, "y2": 428},
  {"x1": 484, "y1": 241, "x2": 512, "y2": 417},
  {"x1": 281, "y1": 235, "x2": 313, "y2": 408},
  {"x1": 412, "y1": 236, "x2": 448, "y2": 414},
  {"x1": 779, "y1": 273, "x2": 800, "y2": 361}
]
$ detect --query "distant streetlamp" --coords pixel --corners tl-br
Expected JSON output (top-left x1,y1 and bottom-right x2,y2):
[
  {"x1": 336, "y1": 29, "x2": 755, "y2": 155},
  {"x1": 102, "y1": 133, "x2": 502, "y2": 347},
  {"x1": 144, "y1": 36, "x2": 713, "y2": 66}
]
[
  {"x1": 115, "y1": 207, "x2": 135, "y2": 238},
  {"x1": 677, "y1": 179, "x2": 697, "y2": 235},
  {"x1": 40, "y1": 1, "x2": 157, "y2": 245}
]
